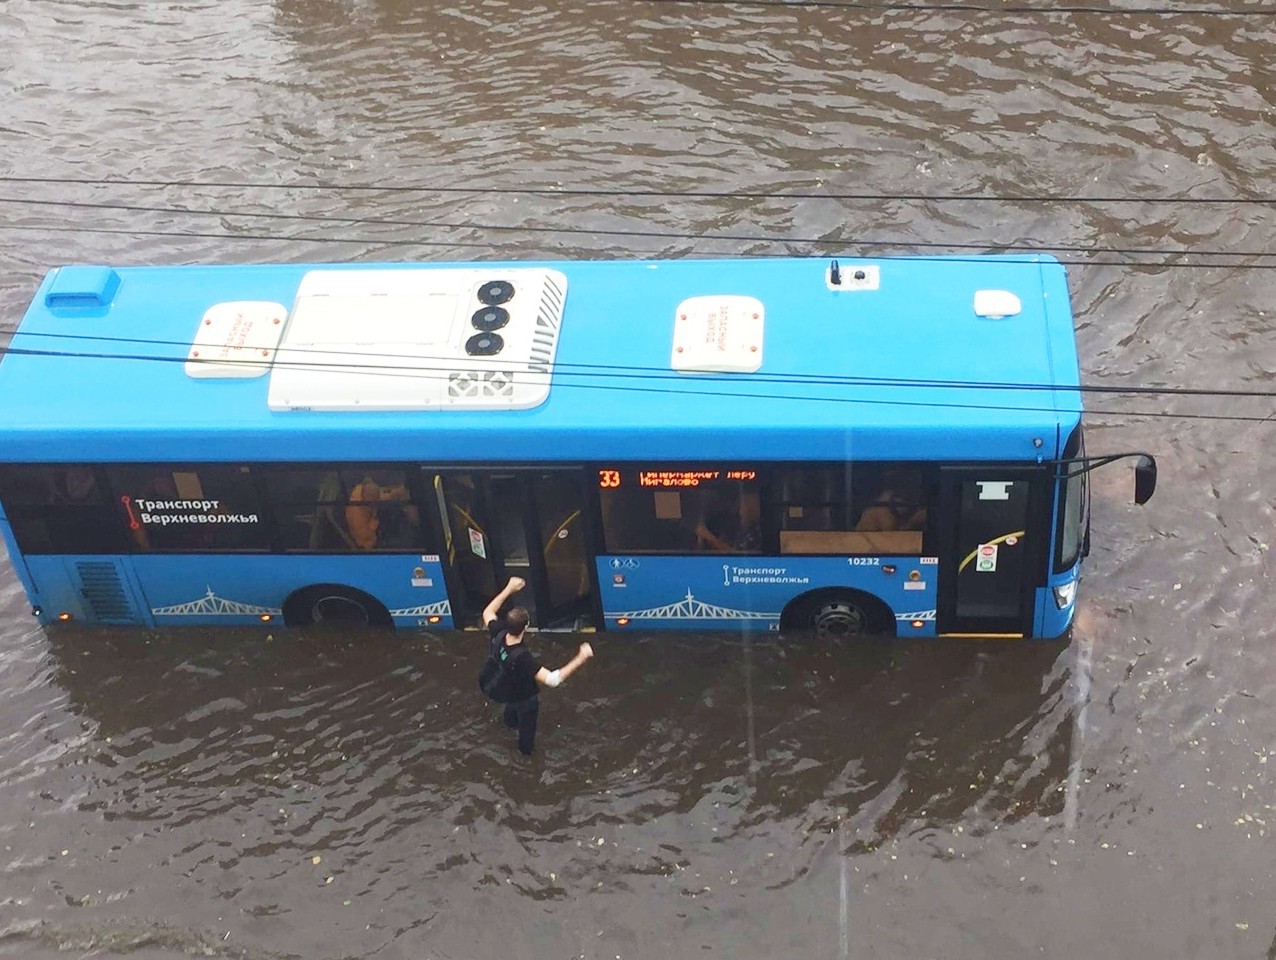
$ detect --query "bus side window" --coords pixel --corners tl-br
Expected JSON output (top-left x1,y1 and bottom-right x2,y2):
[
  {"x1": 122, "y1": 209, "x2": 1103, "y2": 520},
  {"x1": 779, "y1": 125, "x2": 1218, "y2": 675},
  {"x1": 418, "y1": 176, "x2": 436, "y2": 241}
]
[
  {"x1": 600, "y1": 474, "x2": 760, "y2": 554},
  {"x1": 853, "y1": 466, "x2": 926, "y2": 533},
  {"x1": 600, "y1": 486, "x2": 696, "y2": 553},
  {"x1": 263, "y1": 467, "x2": 421, "y2": 552},
  {"x1": 106, "y1": 465, "x2": 272, "y2": 552},
  {"x1": 339, "y1": 469, "x2": 420, "y2": 550},
  {"x1": 263, "y1": 468, "x2": 348, "y2": 550},
  {"x1": 778, "y1": 468, "x2": 840, "y2": 531},
  {"x1": 778, "y1": 464, "x2": 926, "y2": 556},
  {"x1": 0, "y1": 465, "x2": 126, "y2": 554},
  {"x1": 691, "y1": 485, "x2": 760, "y2": 553}
]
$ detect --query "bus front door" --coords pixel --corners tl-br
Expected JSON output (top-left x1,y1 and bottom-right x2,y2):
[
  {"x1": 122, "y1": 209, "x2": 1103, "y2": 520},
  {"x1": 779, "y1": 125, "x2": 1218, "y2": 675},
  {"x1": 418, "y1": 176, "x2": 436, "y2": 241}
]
[
  {"x1": 431, "y1": 470, "x2": 595, "y2": 631},
  {"x1": 936, "y1": 468, "x2": 1043, "y2": 638}
]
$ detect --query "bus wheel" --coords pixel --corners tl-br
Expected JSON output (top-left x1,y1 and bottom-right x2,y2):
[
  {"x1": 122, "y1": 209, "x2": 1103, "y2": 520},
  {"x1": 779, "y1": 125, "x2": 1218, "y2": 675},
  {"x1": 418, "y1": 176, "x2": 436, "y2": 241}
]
[
  {"x1": 783, "y1": 590, "x2": 893, "y2": 639},
  {"x1": 283, "y1": 584, "x2": 393, "y2": 628}
]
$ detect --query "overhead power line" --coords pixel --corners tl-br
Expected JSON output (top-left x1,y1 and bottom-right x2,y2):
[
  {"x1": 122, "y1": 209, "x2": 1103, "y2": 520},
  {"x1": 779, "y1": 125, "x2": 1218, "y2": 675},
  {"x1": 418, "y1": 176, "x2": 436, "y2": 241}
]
[
  {"x1": 1, "y1": 221, "x2": 1272, "y2": 271},
  {"x1": 14, "y1": 329, "x2": 1276, "y2": 403},
  {"x1": 1, "y1": 195, "x2": 1270, "y2": 261},
  {"x1": 1, "y1": 340, "x2": 1273, "y2": 426},
  {"x1": 642, "y1": 0, "x2": 1276, "y2": 15},
  {"x1": 1, "y1": 175, "x2": 1272, "y2": 206}
]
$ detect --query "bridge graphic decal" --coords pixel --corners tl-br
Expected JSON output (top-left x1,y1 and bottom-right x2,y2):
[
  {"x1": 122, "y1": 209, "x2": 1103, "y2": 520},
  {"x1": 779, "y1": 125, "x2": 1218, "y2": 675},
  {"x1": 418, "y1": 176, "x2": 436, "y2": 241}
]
[
  {"x1": 604, "y1": 590, "x2": 936, "y2": 625},
  {"x1": 895, "y1": 609, "x2": 936, "y2": 621},
  {"x1": 606, "y1": 589, "x2": 780, "y2": 621},
  {"x1": 389, "y1": 600, "x2": 452, "y2": 618},
  {"x1": 152, "y1": 587, "x2": 282, "y2": 617}
]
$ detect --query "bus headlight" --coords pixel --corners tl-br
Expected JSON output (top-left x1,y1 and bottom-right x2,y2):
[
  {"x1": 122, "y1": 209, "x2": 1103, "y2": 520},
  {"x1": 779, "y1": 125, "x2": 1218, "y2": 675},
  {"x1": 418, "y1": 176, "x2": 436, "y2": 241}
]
[{"x1": 1053, "y1": 582, "x2": 1077, "y2": 609}]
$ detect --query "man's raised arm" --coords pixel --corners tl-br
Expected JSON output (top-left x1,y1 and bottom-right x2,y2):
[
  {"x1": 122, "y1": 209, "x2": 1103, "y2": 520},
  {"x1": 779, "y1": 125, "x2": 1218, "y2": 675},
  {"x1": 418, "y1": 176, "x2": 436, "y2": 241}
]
[
  {"x1": 535, "y1": 643, "x2": 594, "y2": 688},
  {"x1": 482, "y1": 576, "x2": 526, "y2": 626}
]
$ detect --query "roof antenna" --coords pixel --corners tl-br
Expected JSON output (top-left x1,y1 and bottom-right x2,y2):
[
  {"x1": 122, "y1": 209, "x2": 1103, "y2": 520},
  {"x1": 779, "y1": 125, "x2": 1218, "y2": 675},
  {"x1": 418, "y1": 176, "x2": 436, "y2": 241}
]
[{"x1": 829, "y1": 259, "x2": 841, "y2": 286}]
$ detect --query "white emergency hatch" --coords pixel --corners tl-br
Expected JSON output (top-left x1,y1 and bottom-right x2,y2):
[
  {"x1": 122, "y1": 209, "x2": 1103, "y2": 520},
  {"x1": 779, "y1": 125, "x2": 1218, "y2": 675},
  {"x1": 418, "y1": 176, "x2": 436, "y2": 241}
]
[
  {"x1": 671, "y1": 295, "x2": 765, "y2": 374},
  {"x1": 185, "y1": 301, "x2": 288, "y2": 379}
]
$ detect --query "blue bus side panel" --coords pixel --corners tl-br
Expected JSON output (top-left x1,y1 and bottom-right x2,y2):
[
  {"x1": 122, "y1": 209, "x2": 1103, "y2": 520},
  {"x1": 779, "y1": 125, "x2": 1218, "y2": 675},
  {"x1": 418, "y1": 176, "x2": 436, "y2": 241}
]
[
  {"x1": 24, "y1": 554, "x2": 454, "y2": 628},
  {"x1": 1, "y1": 518, "x2": 49, "y2": 620},
  {"x1": 597, "y1": 555, "x2": 938, "y2": 635},
  {"x1": 131, "y1": 555, "x2": 454, "y2": 627},
  {"x1": 22, "y1": 556, "x2": 150, "y2": 625}
]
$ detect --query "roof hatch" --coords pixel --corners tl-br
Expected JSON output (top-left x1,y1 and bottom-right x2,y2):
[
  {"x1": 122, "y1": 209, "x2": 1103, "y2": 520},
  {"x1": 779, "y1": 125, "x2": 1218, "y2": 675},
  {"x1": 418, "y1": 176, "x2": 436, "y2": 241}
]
[
  {"x1": 671, "y1": 295, "x2": 764, "y2": 374},
  {"x1": 44, "y1": 266, "x2": 120, "y2": 313},
  {"x1": 186, "y1": 301, "x2": 288, "y2": 379}
]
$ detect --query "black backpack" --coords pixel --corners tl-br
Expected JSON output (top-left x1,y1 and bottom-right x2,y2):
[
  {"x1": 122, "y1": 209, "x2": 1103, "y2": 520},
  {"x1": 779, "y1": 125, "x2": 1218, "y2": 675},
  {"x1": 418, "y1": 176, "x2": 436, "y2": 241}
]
[{"x1": 478, "y1": 636, "x2": 521, "y2": 703}]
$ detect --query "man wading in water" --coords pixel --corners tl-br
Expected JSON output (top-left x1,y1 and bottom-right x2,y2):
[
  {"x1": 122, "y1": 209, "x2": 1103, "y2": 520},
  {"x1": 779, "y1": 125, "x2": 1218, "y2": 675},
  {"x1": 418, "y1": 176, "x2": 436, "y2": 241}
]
[{"x1": 478, "y1": 576, "x2": 594, "y2": 756}]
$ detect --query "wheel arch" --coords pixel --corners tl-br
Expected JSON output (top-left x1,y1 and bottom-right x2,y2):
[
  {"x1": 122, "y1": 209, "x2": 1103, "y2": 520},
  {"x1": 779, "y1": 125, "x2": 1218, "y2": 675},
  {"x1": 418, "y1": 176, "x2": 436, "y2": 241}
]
[
  {"x1": 780, "y1": 586, "x2": 897, "y2": 638},
  {"x1": 281, "y1": 582, "x2": 394, "y2": 628}
]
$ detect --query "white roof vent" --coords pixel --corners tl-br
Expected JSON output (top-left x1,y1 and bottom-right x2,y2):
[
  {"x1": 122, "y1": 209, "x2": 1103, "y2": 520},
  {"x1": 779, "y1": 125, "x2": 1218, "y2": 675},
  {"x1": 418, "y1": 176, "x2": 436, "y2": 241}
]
[
  {"x1": 186, "y1": 301, "x2": 288, "y2": 379},
  {"x1": 671, "y1": 295, "x2": 764, "y2": 374},
  {"x1": 267, "y1": 268, "x2": 567, "y2": 411},
  {"x1": 973, "y1": 289, "x2": 1022, "y2": 319}
]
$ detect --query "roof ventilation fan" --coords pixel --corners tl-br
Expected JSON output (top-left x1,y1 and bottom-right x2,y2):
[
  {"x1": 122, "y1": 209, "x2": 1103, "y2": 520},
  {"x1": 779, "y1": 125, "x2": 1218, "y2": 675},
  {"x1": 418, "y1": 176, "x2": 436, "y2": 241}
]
[
  {"x1": 477, "y1": 280, "x2": 514, "y2": 305},
  {"x1": 465, "y1": 332, "x2": 505, "y2": 356},
  {"x1": 471, "y1": 305, "x2": 510, "y2": 331}
]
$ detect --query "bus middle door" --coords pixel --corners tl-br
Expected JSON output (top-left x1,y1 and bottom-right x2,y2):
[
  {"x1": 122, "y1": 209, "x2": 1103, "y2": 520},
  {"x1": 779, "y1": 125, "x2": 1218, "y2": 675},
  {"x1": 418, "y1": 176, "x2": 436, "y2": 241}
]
[{"x1": 431, "y1": 470, "x2": 595, "y2": 630}]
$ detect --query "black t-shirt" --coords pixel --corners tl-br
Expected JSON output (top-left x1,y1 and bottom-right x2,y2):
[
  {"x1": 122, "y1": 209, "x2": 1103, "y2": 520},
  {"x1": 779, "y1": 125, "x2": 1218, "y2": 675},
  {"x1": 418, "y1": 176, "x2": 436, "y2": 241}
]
[{"x1": 488, "y1": 619, "x2": 541, "y2": 702}]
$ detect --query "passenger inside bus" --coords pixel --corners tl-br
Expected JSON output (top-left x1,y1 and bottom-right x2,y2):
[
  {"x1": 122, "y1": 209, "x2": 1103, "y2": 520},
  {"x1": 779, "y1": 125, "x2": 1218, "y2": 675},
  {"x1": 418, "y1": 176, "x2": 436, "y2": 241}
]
[
  {"x1": 344, "y1": 475, "x2": 419, "y2": 550},
  {"x1": 693, "y1": 487, "x2": 762, "y2": 553},
  {"x1": 311, "y1": 472, "x2": 356, "y2": 549},
  {"x1": 854, "y1": 468, "x2": 926, "y2": 532},
  {"x1": 345, "y1": 477, "x2": 382, "y2": 549},
  {"x1": 49, "y1": 467, "x2": 98, "y2": 504}
]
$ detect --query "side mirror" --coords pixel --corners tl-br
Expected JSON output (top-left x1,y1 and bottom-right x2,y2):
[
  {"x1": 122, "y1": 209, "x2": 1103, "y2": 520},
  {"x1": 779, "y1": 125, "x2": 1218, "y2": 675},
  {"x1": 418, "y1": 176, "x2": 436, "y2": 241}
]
[{"x1": 1134, "y1": 455, "x2": 1157, "y2": 505}]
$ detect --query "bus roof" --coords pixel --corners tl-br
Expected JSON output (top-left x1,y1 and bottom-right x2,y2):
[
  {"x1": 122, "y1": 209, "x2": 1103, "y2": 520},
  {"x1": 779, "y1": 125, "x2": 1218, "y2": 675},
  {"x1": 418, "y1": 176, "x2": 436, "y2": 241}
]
[{"x1": 0, "y1": 255, "x2": 1082, "y2": 464}]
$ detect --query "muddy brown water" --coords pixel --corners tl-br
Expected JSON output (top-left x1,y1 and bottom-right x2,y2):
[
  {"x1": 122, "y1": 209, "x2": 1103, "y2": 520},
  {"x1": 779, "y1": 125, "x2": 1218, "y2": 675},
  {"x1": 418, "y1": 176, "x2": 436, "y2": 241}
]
[{"x1": 1, "y1": 1, "x2": 1275, "y2": 957}]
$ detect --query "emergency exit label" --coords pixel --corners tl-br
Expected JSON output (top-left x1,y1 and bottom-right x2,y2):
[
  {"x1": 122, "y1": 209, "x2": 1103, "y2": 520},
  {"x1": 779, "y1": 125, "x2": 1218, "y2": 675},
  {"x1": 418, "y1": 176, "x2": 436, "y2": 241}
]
[{"x1": 976, "y1": 543, "x2": 998, "y2": 572}]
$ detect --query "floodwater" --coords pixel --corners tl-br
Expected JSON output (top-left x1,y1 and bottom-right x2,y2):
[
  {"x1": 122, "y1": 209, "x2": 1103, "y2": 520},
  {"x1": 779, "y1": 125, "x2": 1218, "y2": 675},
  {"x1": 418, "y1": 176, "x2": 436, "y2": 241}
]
[{"x1": 1, "y1": 0, "x2": 1275, "y2": 957}]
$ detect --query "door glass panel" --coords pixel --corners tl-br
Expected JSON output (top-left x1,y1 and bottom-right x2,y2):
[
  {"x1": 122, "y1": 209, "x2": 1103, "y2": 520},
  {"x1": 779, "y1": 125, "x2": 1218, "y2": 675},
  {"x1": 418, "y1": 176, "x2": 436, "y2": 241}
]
[
  {"x1": 488, "y1": 474, "x2": 530, "y2": 572},
  {"x1": 535, "y1": 473, "x2": 590, "y2": 610},
  {"x1": 956, "y1": 478, "x2": 1030, "y2": 621},
  {"x1": 433, "y1": 473, "x2": 495, "y2": 622}
]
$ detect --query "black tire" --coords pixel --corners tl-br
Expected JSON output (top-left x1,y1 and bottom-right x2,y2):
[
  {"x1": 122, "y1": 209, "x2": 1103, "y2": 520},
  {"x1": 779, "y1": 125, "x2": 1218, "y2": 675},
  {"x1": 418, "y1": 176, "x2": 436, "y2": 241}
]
[
  {"x1": 282, "y1": 584, "x2": 393, "y2": 628},
  {"x1": 782, "y1": 589, "x2": 894, "y2": 639}
]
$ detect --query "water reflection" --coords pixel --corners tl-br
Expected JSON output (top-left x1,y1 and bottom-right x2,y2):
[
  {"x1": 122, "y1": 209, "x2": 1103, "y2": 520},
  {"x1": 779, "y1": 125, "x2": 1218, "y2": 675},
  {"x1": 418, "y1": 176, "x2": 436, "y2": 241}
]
[{"x1": 46, "y1": 626, "x2": 1073, "y2": 851}]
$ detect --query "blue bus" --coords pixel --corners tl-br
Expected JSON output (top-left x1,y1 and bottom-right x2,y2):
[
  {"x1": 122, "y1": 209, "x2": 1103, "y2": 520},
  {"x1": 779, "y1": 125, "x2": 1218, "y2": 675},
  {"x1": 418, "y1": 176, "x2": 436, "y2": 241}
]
[{"x1": 0, "y1": 256, "x2": 1154, "y2": 638}]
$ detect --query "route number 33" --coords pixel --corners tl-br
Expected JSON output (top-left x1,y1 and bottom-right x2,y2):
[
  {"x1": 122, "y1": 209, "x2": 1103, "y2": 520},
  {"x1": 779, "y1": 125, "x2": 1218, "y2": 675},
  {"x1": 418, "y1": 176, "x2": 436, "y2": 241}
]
[{"x1": 598, "y1": 470, "x2": 622, "y2": 488}]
